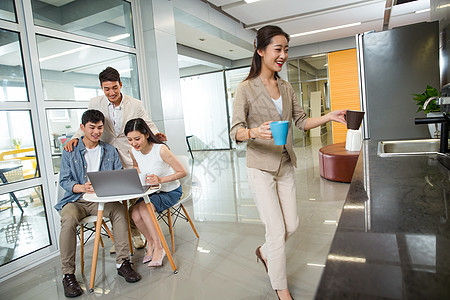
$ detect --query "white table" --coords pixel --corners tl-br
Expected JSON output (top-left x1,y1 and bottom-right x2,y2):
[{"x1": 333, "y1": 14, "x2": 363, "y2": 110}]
[{"x1": 83, "y1": 185, "x2": 178, "y2": 292}]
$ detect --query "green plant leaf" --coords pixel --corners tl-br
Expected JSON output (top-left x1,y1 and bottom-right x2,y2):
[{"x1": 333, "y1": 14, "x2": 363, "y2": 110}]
[{"x1": 412, "y1": 85, "x2": 441, "y2": 114}]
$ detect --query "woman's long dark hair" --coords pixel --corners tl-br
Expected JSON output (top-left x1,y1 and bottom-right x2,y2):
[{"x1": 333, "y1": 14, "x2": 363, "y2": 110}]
[
  {"x1": 124, "y1": 118, "x2": 164, "y2": 145},
  {"x1": 244, "y1": 25, "x2": 290, "y2": 81}
]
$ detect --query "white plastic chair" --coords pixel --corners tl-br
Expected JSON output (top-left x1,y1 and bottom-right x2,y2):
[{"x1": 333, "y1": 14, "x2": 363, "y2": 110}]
[
  {"x1": 55, "y1": 174, "x2": 115, "y2": 274},
  {"x1": 157, "y1": 155, "x2": 199, "y2": 253}
]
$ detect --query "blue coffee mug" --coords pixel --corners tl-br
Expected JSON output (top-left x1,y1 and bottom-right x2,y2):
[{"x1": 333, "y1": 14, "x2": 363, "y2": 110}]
[{"x1": 270, "y1": 121, "x2": 289, "y2": 145}]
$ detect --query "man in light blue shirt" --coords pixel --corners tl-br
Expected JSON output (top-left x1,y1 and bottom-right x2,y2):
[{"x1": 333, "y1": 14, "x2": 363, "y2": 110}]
[{"x1": 55, "y1": 109, "x2": 141, "y2": 298}]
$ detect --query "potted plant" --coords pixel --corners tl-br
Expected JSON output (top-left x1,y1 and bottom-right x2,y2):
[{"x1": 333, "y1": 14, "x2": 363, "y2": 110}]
[
  {"x1": 412, "y1": 85, "x2": 441, "y2": 114},
  {"x1": 12, "y1": 138, "x2": 21, "y2": 149},
  {"x1": 412, "y1": 85, "x2": 441, "y2": 138}
]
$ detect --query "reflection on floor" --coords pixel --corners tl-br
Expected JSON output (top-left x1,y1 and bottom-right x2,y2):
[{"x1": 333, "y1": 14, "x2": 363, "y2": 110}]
[
  {"x1": 0, "y1": 139, "x2": 349, "y2": 300},
  {"x1": 0, "y1": 186, "x2": 50, "y2": 266}
]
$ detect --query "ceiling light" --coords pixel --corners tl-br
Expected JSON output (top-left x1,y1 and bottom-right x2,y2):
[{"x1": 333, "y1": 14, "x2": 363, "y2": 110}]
[
  {"x1": 39, "y1": 45, "x2": 91, "y2": 62},
  {"x1": 415, "y1": 8, "x2": 430, "y2": 14},
  {"x1": 291, "y1": 22, "x2": 362, "y2": 38},
  {"x1": 244, "y1": 0, "x2": 261, "y2": 3},
  {"x1": 311, "y1": 54, "x2": 326, "y2": 58},
  {"x1": 108, "y1": 33, "x2": 130, "y2": 42},
  {"x1": 438, "y1": 4, "x2": 450, "y2": 9}
]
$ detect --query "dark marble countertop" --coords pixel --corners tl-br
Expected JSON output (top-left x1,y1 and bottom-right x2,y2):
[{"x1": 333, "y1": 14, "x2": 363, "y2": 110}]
[{"x1": 315, "y1": 140, "x2": 450, "y2": 299}]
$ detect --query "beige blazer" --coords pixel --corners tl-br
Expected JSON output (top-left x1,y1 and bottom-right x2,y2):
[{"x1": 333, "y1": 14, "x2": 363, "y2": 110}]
[
  {"x1": 72, "y1": 94, "x2": 159, "y2": 169},
  {"x1": 230, "y1": 77, "x2": 307, "y2": 172}
]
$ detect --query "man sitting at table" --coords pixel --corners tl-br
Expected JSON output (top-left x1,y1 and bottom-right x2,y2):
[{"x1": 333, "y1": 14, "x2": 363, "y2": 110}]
[{"x1": 54, "y1": 109, "x2": 141, "y2": 298}]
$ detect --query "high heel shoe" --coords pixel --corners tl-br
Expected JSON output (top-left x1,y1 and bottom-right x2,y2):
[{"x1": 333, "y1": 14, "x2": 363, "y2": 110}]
[
  {"x1": 142, "y1": 248, "x2": 154, "y2": 264},
  {"x1": 142, "y1": 254, "x2": 152, "y2": 264},
  {"x1": 275, "y1": 290, "x2": 294, "y2": 300},
  {"x1": 255, "y1": 246, "x2": 268, "y2": 273},
  {"x1": 148, "y1": 248, "x2": 165, "y2": 267}
]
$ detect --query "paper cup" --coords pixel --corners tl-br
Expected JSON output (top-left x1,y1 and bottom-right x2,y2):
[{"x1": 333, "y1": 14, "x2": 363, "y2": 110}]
[
  {"x1": 138, "y1": 173, "x2": 147, "y2": 185},
  {"x1": 270, "y1": 121, "x2": 289, "y2": 145},
  {"x1": 345, "y1": 110, "x2": 365, "y2": 130}
]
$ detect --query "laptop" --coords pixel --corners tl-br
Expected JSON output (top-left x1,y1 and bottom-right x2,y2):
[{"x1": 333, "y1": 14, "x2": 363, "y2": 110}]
[{"x1": 87, "y1": 169, "x2": 156, "y2": 197}]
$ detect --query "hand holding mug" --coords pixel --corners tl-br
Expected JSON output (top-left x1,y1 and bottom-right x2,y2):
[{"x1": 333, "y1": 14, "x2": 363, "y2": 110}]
[
  {"x1": 253, "y1": 121, "x2": 273, "y2": 140},
  {"x1": 327, "y1": 110, "x2": 347, "y2": 125}
]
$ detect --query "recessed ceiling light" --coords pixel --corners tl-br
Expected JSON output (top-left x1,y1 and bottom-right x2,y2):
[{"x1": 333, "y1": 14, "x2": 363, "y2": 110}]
[
  {"x1": 291, "y1": 22, "x2": 362, "y2": 37},
  {"x1": 245, "y1": 0, "x2": 261, "y2": 3}
]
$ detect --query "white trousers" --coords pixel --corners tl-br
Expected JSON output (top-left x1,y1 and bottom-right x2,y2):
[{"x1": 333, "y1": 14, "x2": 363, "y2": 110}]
[{"x1": 247, "y1": 152, "x2": 299, "y2": 290}]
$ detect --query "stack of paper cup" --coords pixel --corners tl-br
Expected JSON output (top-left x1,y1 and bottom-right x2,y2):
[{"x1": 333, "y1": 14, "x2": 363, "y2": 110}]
[{"x1": 345, "y1": 110, "x2": 365, "y2": 151}]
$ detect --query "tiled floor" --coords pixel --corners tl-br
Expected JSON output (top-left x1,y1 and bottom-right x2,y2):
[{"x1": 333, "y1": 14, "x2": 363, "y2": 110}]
[{"x1": 0, "y1": 138, "x2": 349, "y2": 299}]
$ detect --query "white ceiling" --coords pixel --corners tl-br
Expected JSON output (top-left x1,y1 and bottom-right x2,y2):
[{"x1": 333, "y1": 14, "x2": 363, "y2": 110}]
[
  {"x1": 177, "y1": 0, "x2": 431, "y2": 67},
  {"x1": 175, "y1": 21, "x2": 253, "y2": 61},
  {"x1": 0, "y1": 0, "x2": 433, "y2": 75}
]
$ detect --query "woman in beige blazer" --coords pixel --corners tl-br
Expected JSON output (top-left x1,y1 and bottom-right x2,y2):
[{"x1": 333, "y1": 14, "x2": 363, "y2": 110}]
[{"x1": 230, "y1": 26, "x2": 346, "y2": 300}]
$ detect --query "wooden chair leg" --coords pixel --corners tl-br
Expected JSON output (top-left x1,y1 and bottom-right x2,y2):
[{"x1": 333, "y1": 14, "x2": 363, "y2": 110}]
[
  {"x1": 123, "y1": 200, "x2": 134, "y2": 255},
  {"x1": 180, "y1": 204, "x2": 200, "y2": 238},
  {"x1": 80, "y1": 225, "x2": 85, "y2": 275},
  {"x1": 90, "y1": 209, "x2": 104, "y2": 291},
  {"x1": 144, "y1": 200, "x2": 177, "y2": 273},
  {"x1": 167, "y1": 208, "x2": 175, "y2": 253},
  {"x1": 94, "y1": 222, "x2": 105, "y2": 248},
  {"x1": 101, "y1": 220, "x2": 115, "y2": 245}
]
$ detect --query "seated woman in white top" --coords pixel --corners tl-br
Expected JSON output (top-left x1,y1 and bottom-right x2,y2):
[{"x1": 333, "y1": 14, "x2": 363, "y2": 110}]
[{"x1": 124, "y1": 118, "x2": 186, "y2": 267}]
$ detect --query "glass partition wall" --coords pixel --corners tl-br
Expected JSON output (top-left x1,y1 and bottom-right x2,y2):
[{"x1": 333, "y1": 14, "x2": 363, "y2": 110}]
[
  {"x1": 180, "y1": 60, "x2": 329, "y2": 152},
  {"x1": 180, "y1": 56, "x2": 330, "y2": 152},
  {"x1": 180, "y1": 67, "x2": 250, "y2": 151},
  {"x1": 287, "y1": 54, "x2": 331, "y2": 146},
  {"x1": 0, "y1": 0, "x2": 139, "y2": 278}
]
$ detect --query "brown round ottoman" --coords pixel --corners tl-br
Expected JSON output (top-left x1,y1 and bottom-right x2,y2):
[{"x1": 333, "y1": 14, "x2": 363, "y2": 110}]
[{"x1": 318, "y1": 142, "x2": 360, "y2": 183}]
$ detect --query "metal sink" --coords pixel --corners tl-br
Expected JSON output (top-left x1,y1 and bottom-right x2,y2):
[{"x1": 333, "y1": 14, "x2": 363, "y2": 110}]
[{"x1": 377, "y1": 139, "x2": 441, "y2": 157}]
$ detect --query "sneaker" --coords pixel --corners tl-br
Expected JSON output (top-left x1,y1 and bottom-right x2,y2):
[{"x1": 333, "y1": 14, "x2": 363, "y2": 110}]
[
  {"x1": 62, "y1": 274, "x2": 83, "y2": 298},
  {"x1": 132, "y1": 235, "x2": 145, "y2": 249},
  {"x1": 117, "y1": 260, "x2": 141, "y2": 283}
]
